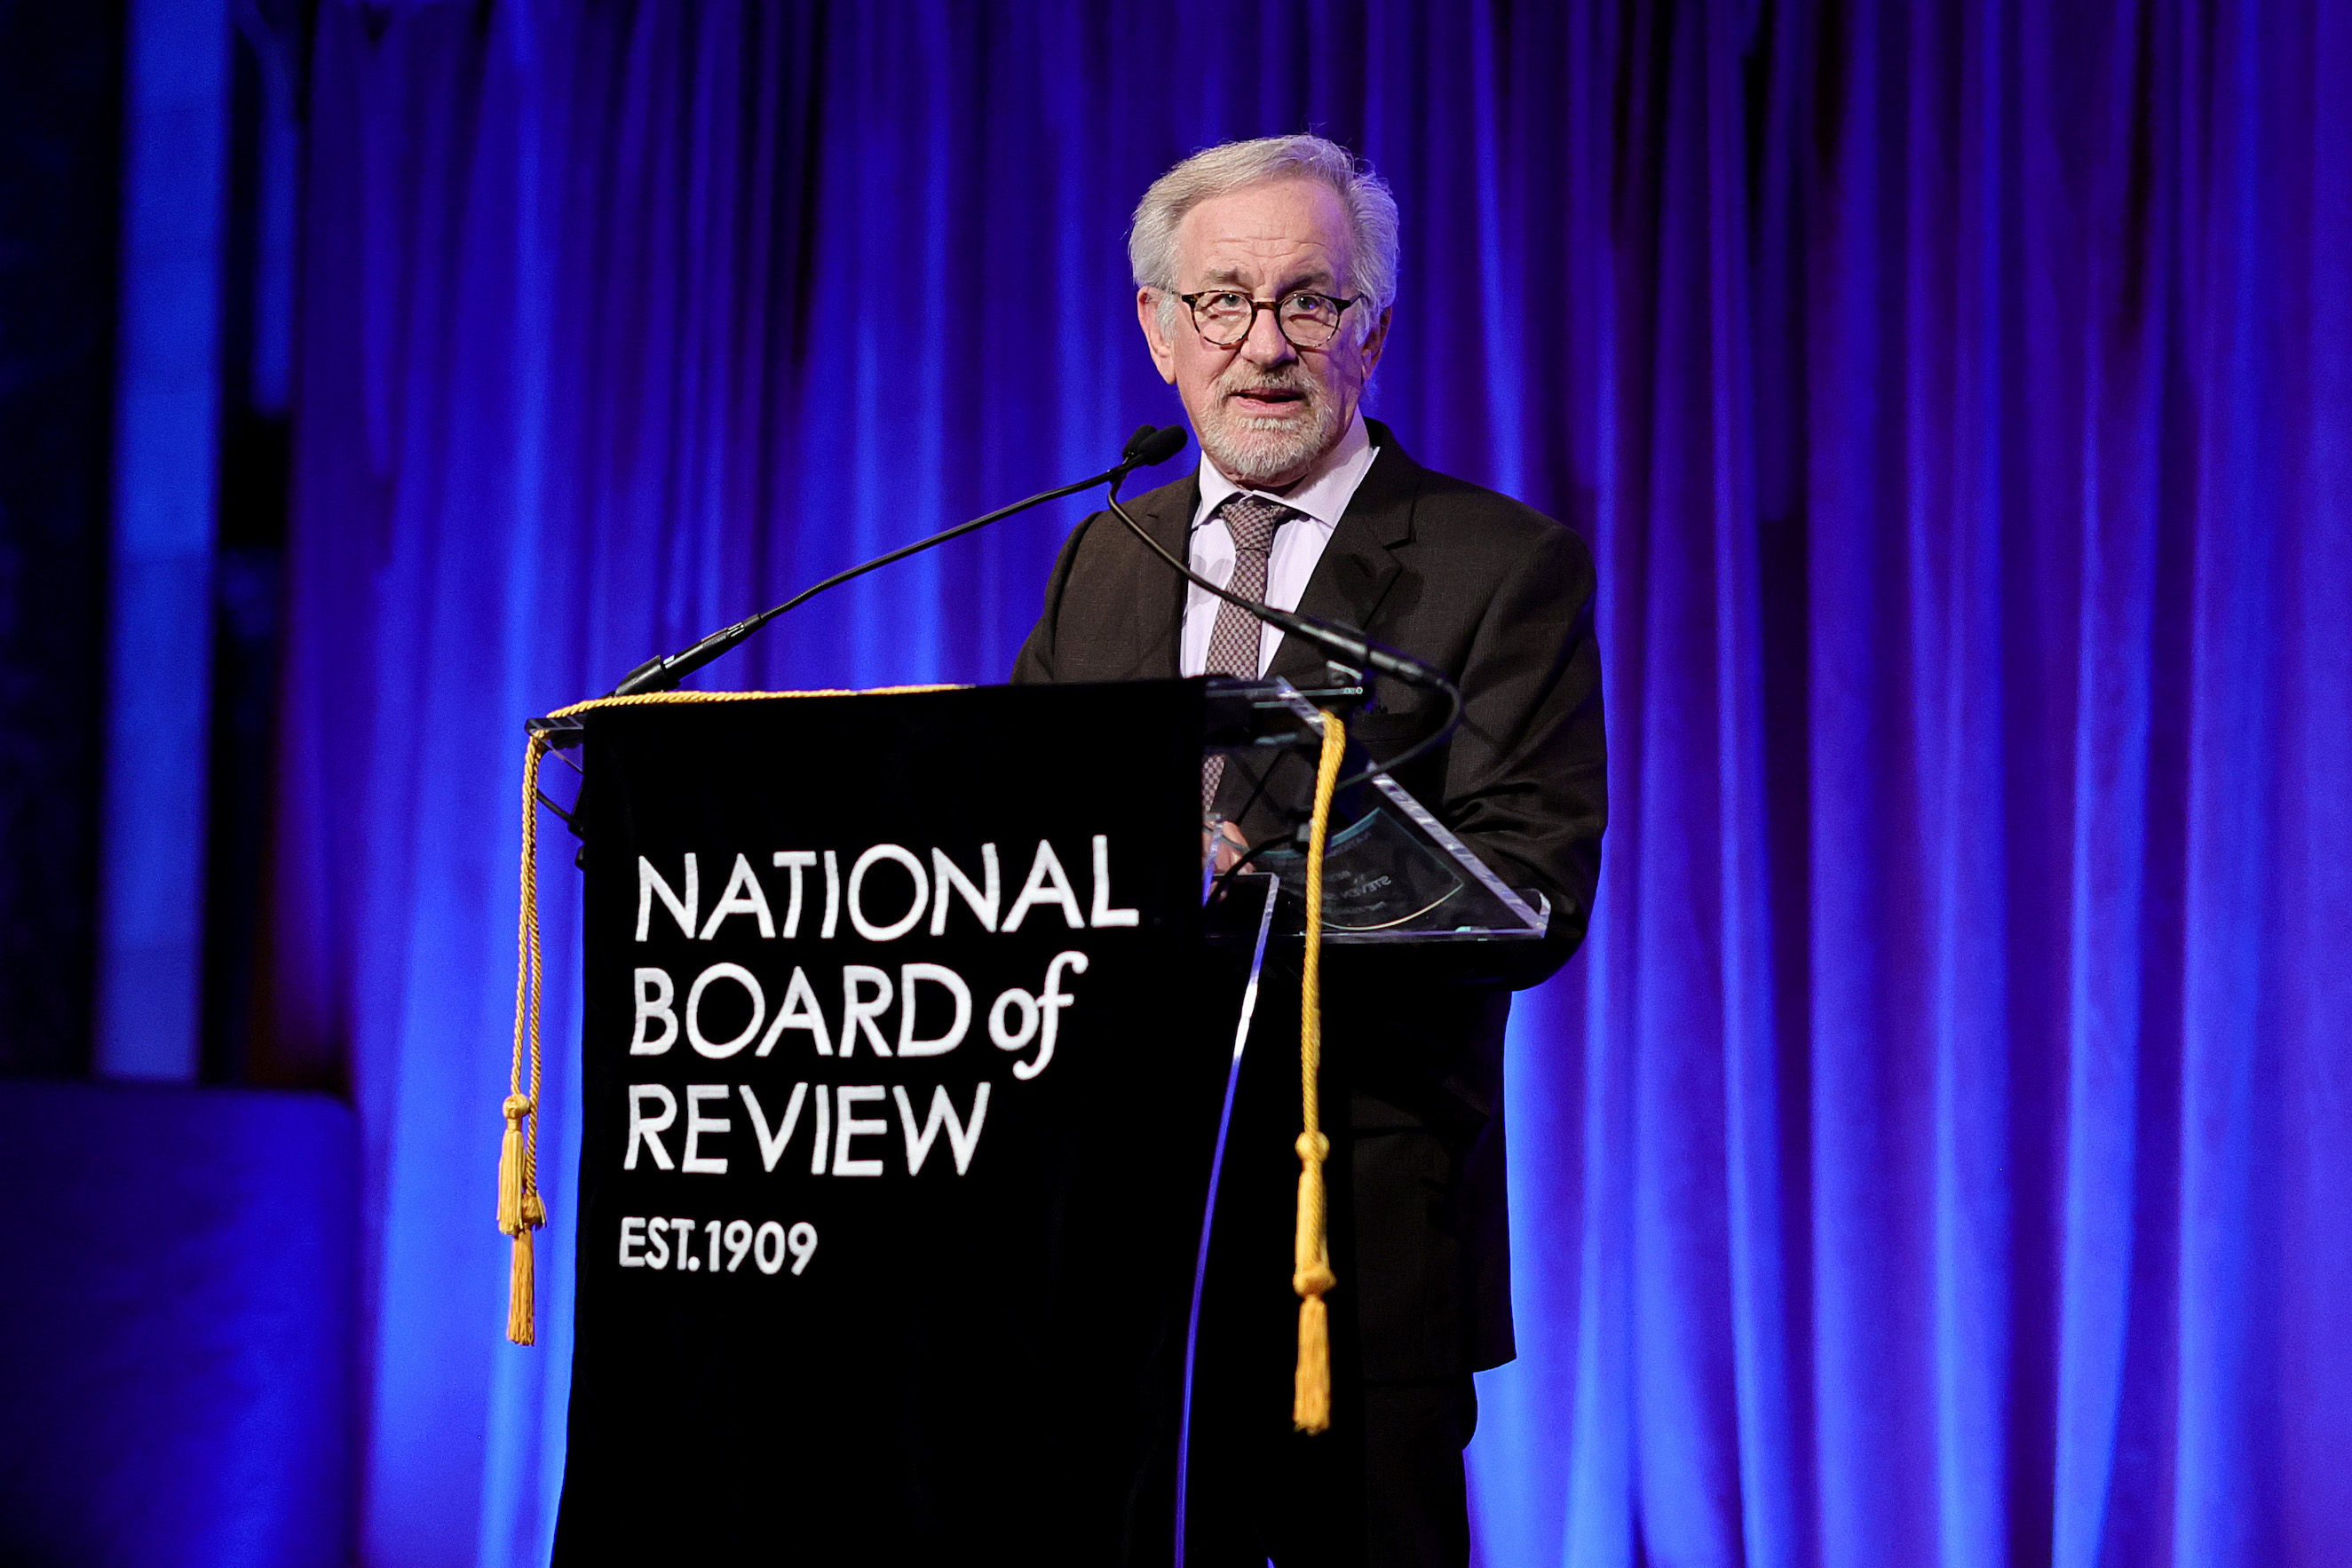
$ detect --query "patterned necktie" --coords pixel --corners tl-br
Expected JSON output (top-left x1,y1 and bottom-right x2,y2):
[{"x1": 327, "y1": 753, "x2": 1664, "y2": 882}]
[{"x1": 1200, "y1": 495, "x2": 1292, "y2": 812}]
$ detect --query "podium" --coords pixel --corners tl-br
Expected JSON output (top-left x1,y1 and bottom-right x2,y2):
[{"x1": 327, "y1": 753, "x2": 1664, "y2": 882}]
[{"x1": 538, "y1": 677, "x2": 1541, "y2": 1564}]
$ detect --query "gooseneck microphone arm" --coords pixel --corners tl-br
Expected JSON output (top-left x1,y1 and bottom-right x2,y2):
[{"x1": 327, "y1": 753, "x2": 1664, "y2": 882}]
[
  {"x1": 1098, "y1": 431, "x2": 1465, "y2": 788},
  {"x1": 606, "y1": 424, "x2": 1192, "y2": 698}
]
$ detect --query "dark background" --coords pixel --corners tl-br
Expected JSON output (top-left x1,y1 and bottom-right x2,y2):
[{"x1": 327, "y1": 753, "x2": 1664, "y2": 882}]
[{"x1": 0, "y1": 3, "x2": 123, "y2": 1075}]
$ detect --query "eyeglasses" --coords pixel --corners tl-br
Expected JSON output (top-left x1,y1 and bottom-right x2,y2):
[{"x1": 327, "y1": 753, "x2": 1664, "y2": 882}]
[{"x1": 1173, "y1": 289, "x2": 1367, "y2": 350}]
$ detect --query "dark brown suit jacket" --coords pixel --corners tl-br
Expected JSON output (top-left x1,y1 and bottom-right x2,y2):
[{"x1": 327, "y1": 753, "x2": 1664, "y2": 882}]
[{"x1": 1011, "y1": 420, "x2": 1604, "y2": 1375}]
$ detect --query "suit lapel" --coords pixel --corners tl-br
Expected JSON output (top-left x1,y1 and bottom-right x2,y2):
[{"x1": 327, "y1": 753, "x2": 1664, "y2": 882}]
[
  {"x1": 1124, "y1": 471, "x2": 1196, "y2": 679},
  {"x1": 1267, "y1": 418, "x2": 1419, "y2": 685}
]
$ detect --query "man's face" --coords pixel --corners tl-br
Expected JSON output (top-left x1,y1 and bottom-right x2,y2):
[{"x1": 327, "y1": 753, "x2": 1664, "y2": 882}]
[{"x1": 1138, "y1": 178, "x2": 1390, "y2": 490}]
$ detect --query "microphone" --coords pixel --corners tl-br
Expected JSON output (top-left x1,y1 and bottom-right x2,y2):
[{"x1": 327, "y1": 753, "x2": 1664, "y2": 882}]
[
  {"x1": 1123, "y1": 423, "x2": 1189, "y2": 469},
  {"x1": 606, "y1": 423, "x2": 1191, "y2": 697}
]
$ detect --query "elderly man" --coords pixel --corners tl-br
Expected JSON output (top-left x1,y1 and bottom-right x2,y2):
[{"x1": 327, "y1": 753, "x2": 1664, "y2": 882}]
[{"x1": 1014, "y1": 135, "x2": 1604, "y2": 1567}]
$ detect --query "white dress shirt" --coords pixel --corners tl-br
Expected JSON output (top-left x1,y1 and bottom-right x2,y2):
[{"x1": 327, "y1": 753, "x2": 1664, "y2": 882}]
[{"x1": 1178, "y1": 411, "x2": 1382, "y2": 677}]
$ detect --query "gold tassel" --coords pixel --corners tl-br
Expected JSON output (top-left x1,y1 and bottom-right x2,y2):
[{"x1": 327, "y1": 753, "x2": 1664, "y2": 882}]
[
  {"x1": 498, "y1": 1093, "x2": 529, "y2": 1233},
  {"x1": 500, "y1": 1093, "x2": 538, "y2": 1345},
  {"x1": 1291, "y1": 710, "x2": 1346, "y2": 1434},
  {"x1": 508, "y1": 1226, "x2": 536, "y2": 1346},
  {"x1": 1294, "y1": 1295, "x2": 1331, "y2": 1430},
  {"x1": 1293, "y1": 1130, "x2": 1337, "y2": 1432}
]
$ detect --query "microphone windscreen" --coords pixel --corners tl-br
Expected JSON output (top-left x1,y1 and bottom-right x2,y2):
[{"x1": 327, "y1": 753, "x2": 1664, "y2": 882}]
[
  {"x1": 1120, "y1": 424, "x2": 1158, "y2": 462},
  {"x1": 1133, "y1": 424, "x2": 1189, "y2": 468}
]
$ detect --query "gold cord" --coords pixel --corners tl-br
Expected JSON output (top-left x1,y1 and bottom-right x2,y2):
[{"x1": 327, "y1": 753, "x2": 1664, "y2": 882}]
[
  {"x1": 1292, "y1": 709, "x2": 1345, "y2": 1431},
  {"x1": 501, "y1": 726, "x2": 550, "y2": 1344}
]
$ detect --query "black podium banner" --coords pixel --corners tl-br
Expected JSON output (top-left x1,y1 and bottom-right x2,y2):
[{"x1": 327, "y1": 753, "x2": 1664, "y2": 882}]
[{"x1": 553, "y1": 682, "x2": 1222, "y2": 1564}]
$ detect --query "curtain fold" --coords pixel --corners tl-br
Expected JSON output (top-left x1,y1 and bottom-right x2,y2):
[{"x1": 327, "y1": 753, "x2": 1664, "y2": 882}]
[{"x1": 272, "y1": 3, "x2": 2350, "y2": 1564}]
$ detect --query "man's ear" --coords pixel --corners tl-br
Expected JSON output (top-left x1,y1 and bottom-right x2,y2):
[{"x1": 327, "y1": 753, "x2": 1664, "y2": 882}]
[
  {"x1": 1357, "y1": 305, "x2": 1393, "y2": 379},
  {"x1": 1137, "y1": 288, "x2": 1178, "y2": 384}
]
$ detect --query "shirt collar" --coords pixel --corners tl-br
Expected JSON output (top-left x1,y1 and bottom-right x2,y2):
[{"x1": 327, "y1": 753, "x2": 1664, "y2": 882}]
[{"x1": 1192, "y1": 410, "x2": 1379, "y2": 533}]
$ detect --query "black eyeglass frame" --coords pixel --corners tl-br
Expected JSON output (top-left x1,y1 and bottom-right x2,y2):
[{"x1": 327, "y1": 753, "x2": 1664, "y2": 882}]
[{"x1": 1171, "y1": 289, "x2": 1370, "y2": 350}]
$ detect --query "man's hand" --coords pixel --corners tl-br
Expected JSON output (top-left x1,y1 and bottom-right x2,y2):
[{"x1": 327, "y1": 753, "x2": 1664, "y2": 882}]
[{"x1": 1201, "y1": 817, "x2": 1249, "y2": 875}]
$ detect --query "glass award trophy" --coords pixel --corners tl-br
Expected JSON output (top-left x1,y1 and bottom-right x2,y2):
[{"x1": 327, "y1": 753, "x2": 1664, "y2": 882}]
[{"x1": 1199, "y1": 676, "x2": 1550, "y2": 946}]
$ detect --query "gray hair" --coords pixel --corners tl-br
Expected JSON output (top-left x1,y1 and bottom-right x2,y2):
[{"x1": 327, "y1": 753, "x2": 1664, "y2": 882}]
[{"x1": 1128, "y1": 134, "x2": 1400, "y2": 337}]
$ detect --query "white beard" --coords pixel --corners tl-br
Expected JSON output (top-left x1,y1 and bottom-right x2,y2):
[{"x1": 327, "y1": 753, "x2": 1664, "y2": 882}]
[{"x1": 1194, "y1": 368, "x2": 1348, "y2": 488}]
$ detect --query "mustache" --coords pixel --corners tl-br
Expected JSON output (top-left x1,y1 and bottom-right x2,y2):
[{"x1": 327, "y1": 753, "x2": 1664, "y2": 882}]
[{"x1": 1214, "y1": 366, "x2": 1319, "y2": 400}]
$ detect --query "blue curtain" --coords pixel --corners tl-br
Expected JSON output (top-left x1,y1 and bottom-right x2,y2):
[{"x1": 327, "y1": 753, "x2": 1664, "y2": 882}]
[{"x1": 271, "y1": 3, "x2": 2352, "y2": 1564}]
